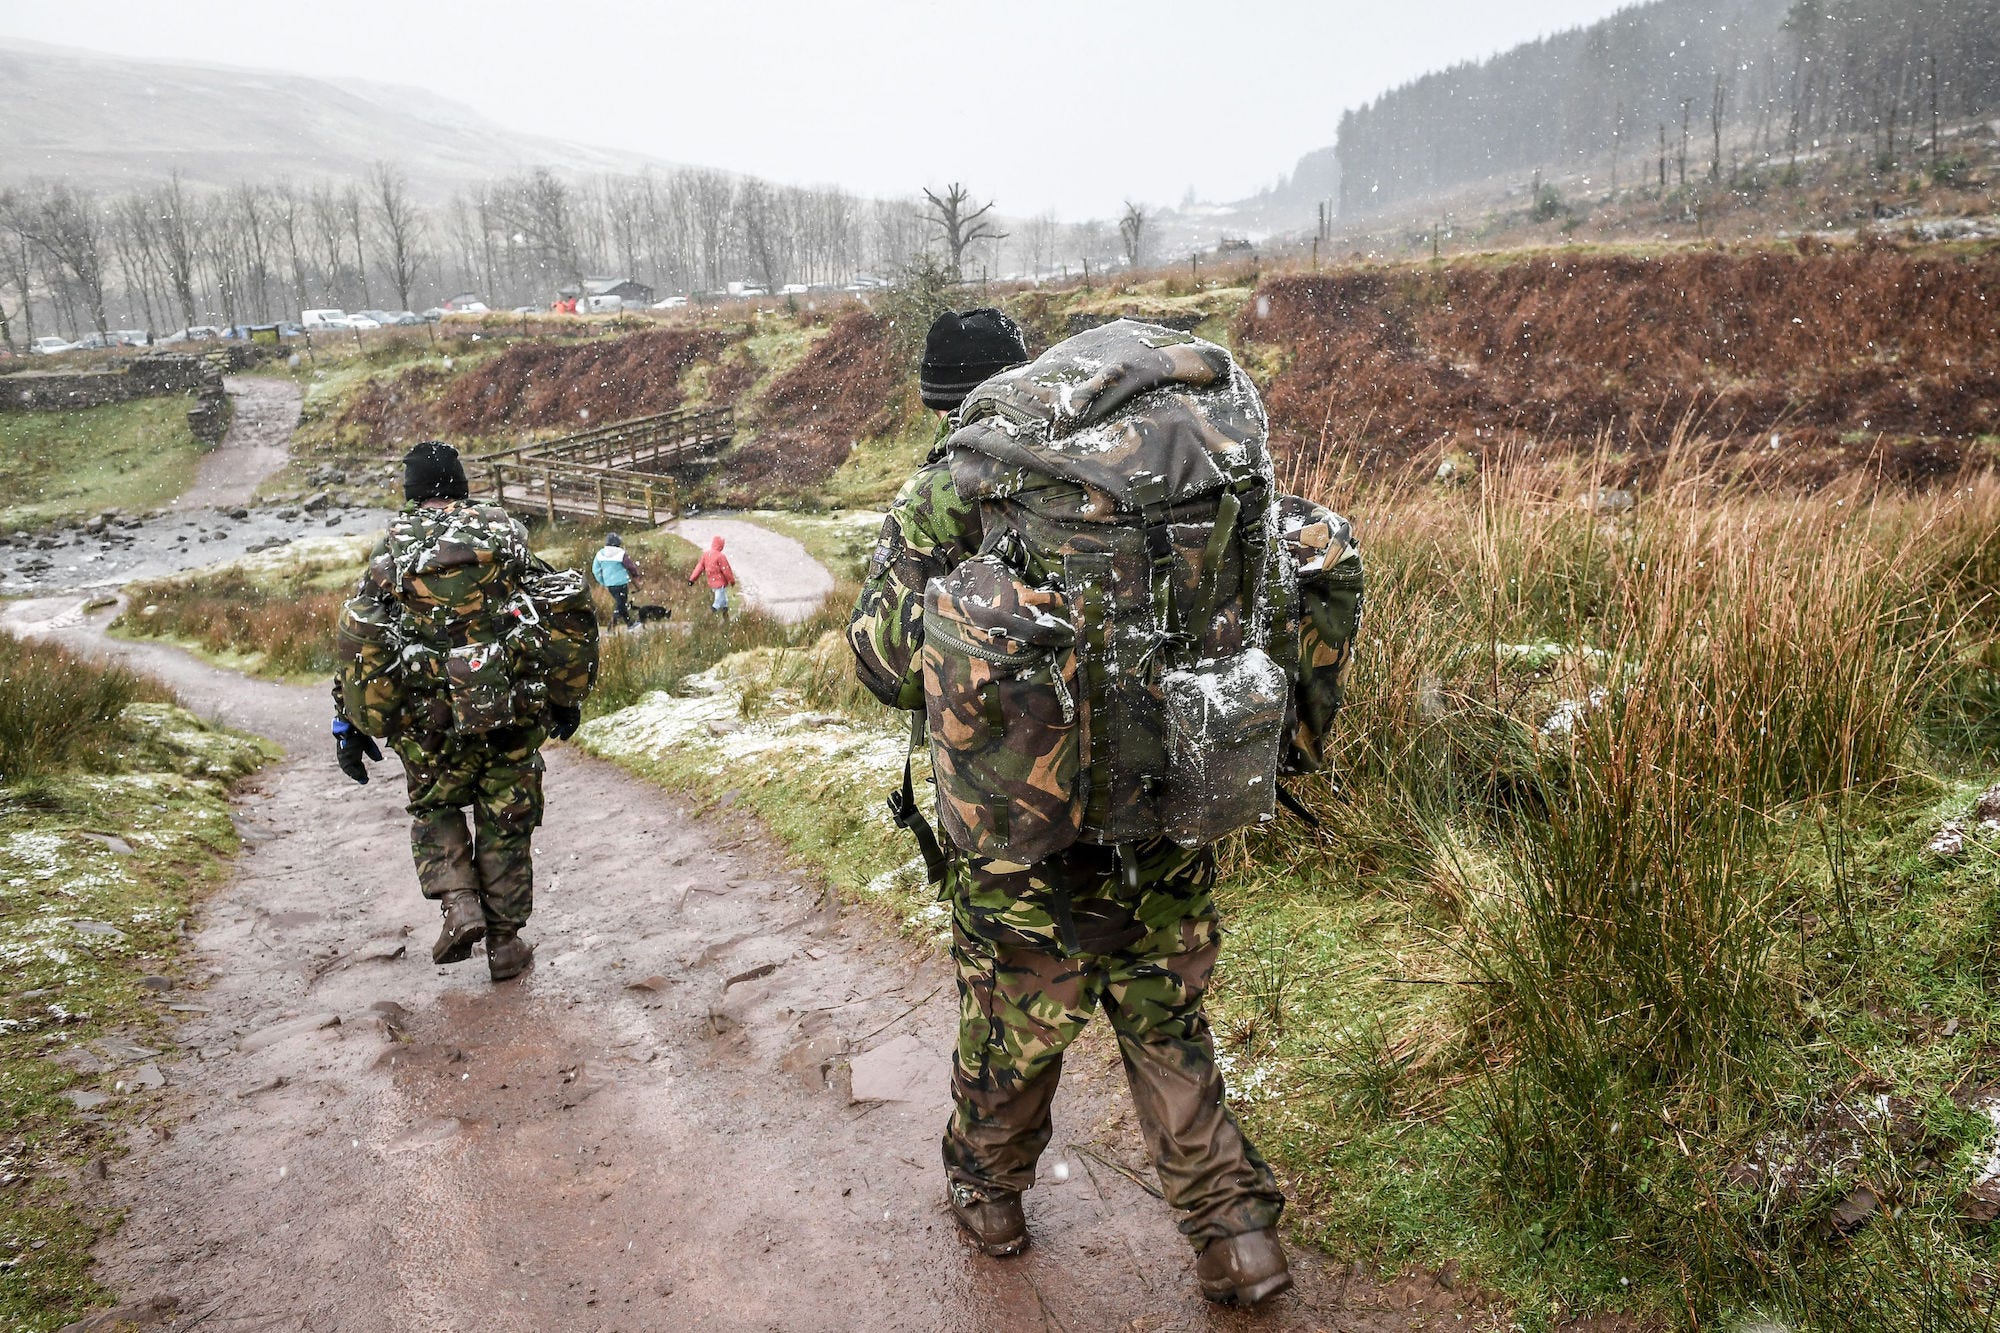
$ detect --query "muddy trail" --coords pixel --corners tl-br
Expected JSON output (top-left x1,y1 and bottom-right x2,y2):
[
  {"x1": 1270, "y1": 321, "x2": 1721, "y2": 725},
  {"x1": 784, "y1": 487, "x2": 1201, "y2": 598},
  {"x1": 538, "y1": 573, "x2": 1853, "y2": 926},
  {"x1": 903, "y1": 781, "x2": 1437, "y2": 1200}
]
[
  {"x1": 667, "y1": 516, "x2": 834, "y2": 625},
  {"x1": 8, "y1": 593, "x2": 1502, "y2": 1333},
  {"x1": 170, "y1": 377, "x2": 302, "y2": 512}
]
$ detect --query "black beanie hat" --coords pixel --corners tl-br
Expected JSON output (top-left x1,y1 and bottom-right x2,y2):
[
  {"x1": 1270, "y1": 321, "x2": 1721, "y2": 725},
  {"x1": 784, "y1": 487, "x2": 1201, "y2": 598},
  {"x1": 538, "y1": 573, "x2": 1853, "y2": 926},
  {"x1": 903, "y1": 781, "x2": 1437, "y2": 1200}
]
[
  {"x1": 403, "y1": 440, "x2": 469, "y2": 501},
  {"x1": 919, "y1": 308, "x2": 1029, "y2": 412}
]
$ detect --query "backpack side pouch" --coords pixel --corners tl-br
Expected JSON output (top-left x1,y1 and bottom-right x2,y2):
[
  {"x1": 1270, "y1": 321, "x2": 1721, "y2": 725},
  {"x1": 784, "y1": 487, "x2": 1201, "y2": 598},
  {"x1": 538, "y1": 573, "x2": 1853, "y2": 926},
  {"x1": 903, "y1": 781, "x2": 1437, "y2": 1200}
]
[
  {"x1": 335, "y1": 596, "x2": 409, "y2": 738},
  {"x1": 518, "y1": 569, "x2": 601, "y2": 708},
  {"x1": 444, "y1": 638, "x2": 522, "y2": 736},
  {"x1": 923, "y1": 556, "x2": 1084, "y2": 865},
  {"x1": 1159, "y1": 647, "x2": 1289, "y2": 846}
]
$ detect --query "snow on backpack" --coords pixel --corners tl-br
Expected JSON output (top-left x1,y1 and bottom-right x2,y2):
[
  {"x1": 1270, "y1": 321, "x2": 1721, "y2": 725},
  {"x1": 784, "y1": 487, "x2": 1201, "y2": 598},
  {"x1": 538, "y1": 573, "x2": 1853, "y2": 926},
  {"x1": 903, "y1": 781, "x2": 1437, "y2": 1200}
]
[{"x1": 919, "y1": 319, "x2": 1301, "y2": 866}]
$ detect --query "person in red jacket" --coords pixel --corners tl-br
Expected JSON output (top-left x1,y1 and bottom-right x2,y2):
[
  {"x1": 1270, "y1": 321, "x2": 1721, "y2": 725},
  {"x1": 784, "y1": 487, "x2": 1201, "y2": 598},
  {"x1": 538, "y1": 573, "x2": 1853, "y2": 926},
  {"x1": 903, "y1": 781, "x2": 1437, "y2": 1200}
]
[{"x1": 688, "y1": 534, "x2": 736, "y2": 615}]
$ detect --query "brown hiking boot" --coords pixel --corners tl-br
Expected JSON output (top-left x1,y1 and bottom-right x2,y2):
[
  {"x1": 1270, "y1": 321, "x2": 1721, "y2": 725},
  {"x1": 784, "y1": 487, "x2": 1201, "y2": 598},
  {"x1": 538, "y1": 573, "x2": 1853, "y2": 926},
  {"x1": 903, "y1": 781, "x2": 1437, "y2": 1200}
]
[
  {"x1": 486, "y1": 932, "x2": 534, "y2": 982},
  {"x1": 1195, "y1": 1228, "x2": 1293, "y2": 1306},
  {"x1": 948, "y1": 1183, "x2": 1027, "y2": 1257},
  {"x1": 431, "y1": 891, "x2": 486, "y2": 965}
]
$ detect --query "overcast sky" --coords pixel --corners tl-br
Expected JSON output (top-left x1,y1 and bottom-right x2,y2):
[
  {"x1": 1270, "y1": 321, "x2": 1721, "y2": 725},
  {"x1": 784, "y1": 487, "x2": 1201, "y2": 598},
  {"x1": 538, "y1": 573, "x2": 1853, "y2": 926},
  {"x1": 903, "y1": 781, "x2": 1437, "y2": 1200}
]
[{"x1": 1, "y1": 0, "x2": 1641, "y2": 218}]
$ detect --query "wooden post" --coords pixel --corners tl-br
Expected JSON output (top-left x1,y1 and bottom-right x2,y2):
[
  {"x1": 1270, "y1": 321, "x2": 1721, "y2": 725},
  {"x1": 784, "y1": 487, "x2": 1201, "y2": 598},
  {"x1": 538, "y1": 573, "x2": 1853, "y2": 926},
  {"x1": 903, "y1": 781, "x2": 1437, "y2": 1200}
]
[
  {"x1": 595, "y1": 475, "x2": 606, "y2": 519},
  {"x1": 491, "y1": 465, "x2": 504, "y2": 506},
  {"x1": 544, "y1": 471, "x2": 555, "y2": 525},
  {"x1": 645, "y1": 482, "x2": 656, "y2": 526}
]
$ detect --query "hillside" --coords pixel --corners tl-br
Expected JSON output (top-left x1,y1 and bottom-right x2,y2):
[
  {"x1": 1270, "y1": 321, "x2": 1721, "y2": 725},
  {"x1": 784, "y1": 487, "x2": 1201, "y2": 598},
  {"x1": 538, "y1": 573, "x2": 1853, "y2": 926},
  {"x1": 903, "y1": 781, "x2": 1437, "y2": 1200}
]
[
  {"x1": 0, "y1": 38, "x2": 681, "y2": 199},
  {"x1": 1262, "y1": 0, "x2": 2000, "y2": 227}
]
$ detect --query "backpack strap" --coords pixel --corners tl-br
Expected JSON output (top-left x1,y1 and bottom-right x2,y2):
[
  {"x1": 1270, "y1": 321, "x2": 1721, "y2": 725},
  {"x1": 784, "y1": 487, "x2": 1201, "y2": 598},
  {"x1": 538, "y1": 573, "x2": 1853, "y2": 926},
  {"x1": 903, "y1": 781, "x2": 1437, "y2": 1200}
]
[
  {"x1": 887, "y1": 713, "x2": 948, "y2": 886},
  {"x1": 1182, "y1": 488, "x2": 1242, "y2": 650}
]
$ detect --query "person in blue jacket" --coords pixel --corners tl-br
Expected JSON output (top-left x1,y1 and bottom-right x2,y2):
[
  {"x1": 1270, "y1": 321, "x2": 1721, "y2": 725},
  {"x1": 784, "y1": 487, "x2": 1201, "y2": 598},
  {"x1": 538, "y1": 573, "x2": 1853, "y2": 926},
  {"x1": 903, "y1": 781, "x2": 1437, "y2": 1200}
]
[{"x1": 591, "y1": 533, "x2": 641, "y2": 627}]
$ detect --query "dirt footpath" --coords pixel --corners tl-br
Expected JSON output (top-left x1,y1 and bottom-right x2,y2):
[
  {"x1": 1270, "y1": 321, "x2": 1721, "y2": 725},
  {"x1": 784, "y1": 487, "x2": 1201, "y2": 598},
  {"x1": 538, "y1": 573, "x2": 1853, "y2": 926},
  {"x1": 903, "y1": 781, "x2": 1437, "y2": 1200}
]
[
  {"x1": 171, "y1": 377, "x2": 303, "y2": 512},
  {"x1": 668, "y1": 516, "x2": 834, "y2": 625},
  {"x1": 10, "y1": 599, "x2": 1497, "y2": 1333}
]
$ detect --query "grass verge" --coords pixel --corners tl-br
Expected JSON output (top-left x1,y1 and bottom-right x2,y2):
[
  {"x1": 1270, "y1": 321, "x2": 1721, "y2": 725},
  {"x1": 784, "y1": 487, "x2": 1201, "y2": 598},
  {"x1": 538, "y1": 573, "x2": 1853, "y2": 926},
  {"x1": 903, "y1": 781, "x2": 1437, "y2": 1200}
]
[
  {"x1": 0, "y1": 399, "x2": 206, "y2": 533},
  {"x1": 0, "y1": 632, "x2": 274, "y2": 1330}
]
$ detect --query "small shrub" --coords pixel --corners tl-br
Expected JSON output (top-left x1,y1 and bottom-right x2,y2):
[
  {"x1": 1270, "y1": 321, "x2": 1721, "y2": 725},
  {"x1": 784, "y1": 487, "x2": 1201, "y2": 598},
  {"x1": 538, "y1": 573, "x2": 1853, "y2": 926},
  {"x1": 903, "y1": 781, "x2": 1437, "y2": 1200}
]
[{"x1": 0, "y1": 630, "x2": 163, "y2": 782}]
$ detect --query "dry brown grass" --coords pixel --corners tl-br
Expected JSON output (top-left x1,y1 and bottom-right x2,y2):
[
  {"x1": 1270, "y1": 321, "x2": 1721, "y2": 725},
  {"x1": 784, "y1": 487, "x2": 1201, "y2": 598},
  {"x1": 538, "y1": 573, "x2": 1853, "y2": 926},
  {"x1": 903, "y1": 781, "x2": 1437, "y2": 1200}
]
[
  {"x1": 1242, "y1": 246, "x2": 2000, "y2": 488},
  {"x1": 335, "y1": 325, "x2": 736, "y2": 446}
]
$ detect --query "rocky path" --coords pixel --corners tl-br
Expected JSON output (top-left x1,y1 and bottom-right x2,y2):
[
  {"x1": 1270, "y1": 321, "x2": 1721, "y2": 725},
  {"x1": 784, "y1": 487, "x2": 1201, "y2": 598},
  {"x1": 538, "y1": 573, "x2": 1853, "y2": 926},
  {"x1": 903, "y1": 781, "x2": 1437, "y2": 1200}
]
[
  {"x1": 0, "y1": 375, "x2": 387, "y2": 598},
  {"x1": 9, "y1": 597, "x2": 1490, "y2": 1333},
  {"x1": 169, "y1": 377, "x2": 302, "y2": 512},
  {"x1": 667, "y1": 516, "x2": 835, "y2": 625}
]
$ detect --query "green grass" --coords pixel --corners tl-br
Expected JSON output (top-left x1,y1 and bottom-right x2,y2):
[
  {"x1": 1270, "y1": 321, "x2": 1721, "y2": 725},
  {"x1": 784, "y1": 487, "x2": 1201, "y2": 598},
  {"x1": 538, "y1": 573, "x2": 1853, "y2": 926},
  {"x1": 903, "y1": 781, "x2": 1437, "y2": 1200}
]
[
  {"x1": 0, "y1": 398, "x2": 207, "y2": 532},
  {"x1": 0, "y1": 635, "x2": 274, "y2": 1331}
]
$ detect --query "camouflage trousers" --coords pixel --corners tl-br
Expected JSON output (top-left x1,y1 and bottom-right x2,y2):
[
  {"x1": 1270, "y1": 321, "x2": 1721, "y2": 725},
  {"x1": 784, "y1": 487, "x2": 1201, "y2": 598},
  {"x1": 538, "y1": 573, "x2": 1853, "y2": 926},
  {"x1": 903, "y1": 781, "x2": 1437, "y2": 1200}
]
[
  {"x1": 943, "y1": 837, "x2": 1285, "y2": 1247},
  {"x1": 393, "y1": 724, "x2": 546, "y2": 933}
]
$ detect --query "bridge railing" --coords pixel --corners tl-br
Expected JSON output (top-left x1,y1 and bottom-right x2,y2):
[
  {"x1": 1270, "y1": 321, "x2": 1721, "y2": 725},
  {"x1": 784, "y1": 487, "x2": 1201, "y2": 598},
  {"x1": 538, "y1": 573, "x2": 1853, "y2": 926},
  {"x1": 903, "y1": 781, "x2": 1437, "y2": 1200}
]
[
  {"x1": 468, "y1": 405, "x2": 733, "y2": 472},
  {"x1": 483, "y1": 455, "x2": 685, "y2": 526}
]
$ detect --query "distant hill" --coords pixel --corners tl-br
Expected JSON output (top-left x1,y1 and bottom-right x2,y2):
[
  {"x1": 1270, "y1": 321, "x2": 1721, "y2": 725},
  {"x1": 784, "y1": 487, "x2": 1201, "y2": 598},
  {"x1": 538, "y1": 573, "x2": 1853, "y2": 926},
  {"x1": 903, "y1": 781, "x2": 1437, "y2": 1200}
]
[
  {"x1": 0, "y1": 38, "x2": 681, "y2": 198},
  {"x1": 1274, "y1": 0, "x2": 2000, "y2": 224}
]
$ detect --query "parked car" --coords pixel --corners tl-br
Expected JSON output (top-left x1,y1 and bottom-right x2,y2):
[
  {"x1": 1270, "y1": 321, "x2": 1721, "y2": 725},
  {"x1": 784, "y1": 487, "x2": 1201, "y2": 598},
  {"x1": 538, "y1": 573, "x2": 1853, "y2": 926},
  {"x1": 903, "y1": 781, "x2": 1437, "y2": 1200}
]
[
  {"x1": 443, "y1": 300, "x2": 489, "y2": 315},
  {"x1": 30, "y1": 336, "x2": 76, "y2": 354},
  {"x1": 344, "y1": 315, "x2": 383, "y2": 331},
  {"x1": 156, "y1": 326, "x2": 223, "y2": 344},
  {"x1": 511, "y1": 305, "x2": 539, "y2": 315},
  {"x1": 72, "y1": 332, "x2": 115, "y2": 350},
  {"x1": 420, "y1": 307, "x2": 445, "y2": 322},
  {"x1": 300, "y1": 308, "x2": 350, "y2": 330},
  {"x1": 650, "y1": 295, "x2": 689, "y2": 310},
  {"x1": 114, "y1": 329, "x2": 148, "y2": 347}
]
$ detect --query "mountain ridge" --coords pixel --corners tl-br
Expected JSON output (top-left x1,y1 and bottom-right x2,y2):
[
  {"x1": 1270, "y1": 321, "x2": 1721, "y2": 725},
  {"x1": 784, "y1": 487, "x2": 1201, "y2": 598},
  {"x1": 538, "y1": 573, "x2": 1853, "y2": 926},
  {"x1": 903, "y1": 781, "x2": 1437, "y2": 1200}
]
[{"x1": 0, "y1": 37, "x2": 688, "y2": 198}]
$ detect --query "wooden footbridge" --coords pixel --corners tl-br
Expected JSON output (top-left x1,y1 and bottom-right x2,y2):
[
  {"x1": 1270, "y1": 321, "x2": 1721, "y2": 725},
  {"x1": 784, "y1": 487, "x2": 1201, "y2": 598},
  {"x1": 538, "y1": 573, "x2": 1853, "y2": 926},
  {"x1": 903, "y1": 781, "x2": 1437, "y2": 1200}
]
[{"x1": 468, "y1": 405, "x2": 733, "y2": 527}]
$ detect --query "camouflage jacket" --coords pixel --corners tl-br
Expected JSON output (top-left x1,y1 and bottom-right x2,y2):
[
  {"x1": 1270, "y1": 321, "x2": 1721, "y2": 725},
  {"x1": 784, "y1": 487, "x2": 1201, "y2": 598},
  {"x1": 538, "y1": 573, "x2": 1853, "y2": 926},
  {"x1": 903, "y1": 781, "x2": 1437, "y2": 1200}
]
[
  {"x1": 332, "y1": 499, "x2": 558, "y2": 734},
  {"x1": 846, "y1": 457, "x2": 1363, "y2": 776}
]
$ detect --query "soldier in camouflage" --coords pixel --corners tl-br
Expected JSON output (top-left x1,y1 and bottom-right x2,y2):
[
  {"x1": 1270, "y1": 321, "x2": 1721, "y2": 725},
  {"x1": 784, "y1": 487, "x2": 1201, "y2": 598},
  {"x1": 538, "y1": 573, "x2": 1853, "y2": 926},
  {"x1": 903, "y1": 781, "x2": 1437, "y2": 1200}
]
[
  {"x1": 332, "y1": 441, "x2": 591, "y2": 982},
  {"x1": 849, "y1": 312, "x2": 1362, "y2": 1306}
]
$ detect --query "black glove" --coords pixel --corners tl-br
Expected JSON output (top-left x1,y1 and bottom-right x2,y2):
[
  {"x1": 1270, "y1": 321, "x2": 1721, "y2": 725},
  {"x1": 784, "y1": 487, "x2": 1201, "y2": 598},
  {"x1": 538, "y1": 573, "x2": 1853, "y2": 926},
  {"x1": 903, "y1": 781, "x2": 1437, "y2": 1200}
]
[
  {"x1": 547, "y1": 703, "x2": 583, "y2": 742},
  {"x1": 334, "y1": 723, "x2": 383, "y2": 784}
]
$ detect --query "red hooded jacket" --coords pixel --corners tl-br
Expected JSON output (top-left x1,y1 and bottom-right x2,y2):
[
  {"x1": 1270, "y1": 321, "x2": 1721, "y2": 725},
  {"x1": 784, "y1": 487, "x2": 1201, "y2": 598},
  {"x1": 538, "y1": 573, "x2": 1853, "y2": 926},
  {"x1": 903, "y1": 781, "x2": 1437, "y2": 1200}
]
[{"x1": 689, "y1": 535, "x2": 735, "y2": 590}]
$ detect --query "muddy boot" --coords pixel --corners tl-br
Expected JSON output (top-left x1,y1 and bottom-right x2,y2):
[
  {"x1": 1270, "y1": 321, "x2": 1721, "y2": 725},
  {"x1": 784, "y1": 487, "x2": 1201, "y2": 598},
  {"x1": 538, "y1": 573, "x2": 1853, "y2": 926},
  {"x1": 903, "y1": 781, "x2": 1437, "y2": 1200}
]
[
  {"x1": 948, "y1": 1183, "x2": 1027, "y2": 1257},
  {"x1": 431, "y1": 891, "x2": 486, "y2": 965},
  {"x1": 1194, "y1": 1228, "x2": 1293, "y2": 1306},
  {"x1": 486, "y1": 931, "x2": 534, "y2": 982}
]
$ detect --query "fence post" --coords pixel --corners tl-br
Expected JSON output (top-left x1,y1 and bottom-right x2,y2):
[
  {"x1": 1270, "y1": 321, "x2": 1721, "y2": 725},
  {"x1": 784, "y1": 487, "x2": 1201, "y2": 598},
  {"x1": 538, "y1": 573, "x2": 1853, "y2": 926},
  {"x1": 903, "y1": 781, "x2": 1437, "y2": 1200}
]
[
  {"x1": 544, "y1": 472, "x2": 555, "y2": 525},
  {"x1": 645, "y1": 482, "x2": 656, "y2": 527},
  {"x1": 491, "y1": 465, "x2": 504, "y2": 506},
  {"x1": 595, "y1": 475, "x2": 606, "y2": 519}
]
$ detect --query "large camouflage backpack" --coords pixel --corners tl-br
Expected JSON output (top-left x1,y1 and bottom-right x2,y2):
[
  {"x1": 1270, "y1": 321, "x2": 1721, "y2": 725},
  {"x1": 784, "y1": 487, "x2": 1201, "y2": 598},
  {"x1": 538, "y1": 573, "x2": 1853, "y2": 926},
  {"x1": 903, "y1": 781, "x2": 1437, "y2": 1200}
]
[
  {"x1": 921, "y1": 319, "x2": 1307, "y2": 864},
  {"x1": 335, "y1": 504, "x2": 599, "y2": 739}
]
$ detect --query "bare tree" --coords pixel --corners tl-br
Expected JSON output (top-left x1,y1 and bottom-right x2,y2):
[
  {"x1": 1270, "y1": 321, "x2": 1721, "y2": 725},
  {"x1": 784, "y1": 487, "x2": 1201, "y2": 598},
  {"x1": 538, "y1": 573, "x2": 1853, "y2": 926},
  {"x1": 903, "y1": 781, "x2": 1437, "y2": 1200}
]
[
  {"x1": 735, "y1": 178, "x2": 783, "y2": 293},
  {"x1": 149, "y1": 174, "x2": 202, "y2": 329},
  {"x1": 922, "y1": 182, "x2": 1005, "y2": 281},
  {"x1": 269, "y1": 181, "x2": 311, "y2": 317},
  {"x1": 369, "y1": 162, "x2": 425, "y2": 311},
  {"x1": 682, "y1": 169, "x2": 734, "y2": 292},
  {"x1": 1024, "y1": 212, "x2": 1062, "y2": 280},
  {"x1": 7, "y1": 183, "x2": 113, "y2": 336},
  {"x1": 308, "y1": 183, "x2": 348, "y2": 305},
  {"x1": 0, "y1": 189, "x2": 28, "y2": 348},
  {"x1": 1118, "y1": 201, "x2": 1147, "y2": 269},
  {"x1": 342, "y1": 185, "x2": 373, "y2": 307},
  {"x1": 492, "y1": 168, "x2": 585, "y2": 296}
]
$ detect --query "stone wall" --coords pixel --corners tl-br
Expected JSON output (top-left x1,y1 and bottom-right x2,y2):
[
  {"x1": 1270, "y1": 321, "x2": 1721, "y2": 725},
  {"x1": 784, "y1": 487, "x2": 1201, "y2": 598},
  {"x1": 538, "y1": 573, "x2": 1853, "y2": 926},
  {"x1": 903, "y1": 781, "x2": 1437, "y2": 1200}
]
[{"x1": 0, "y1": 354, "x2": 220, "y2": 413}]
